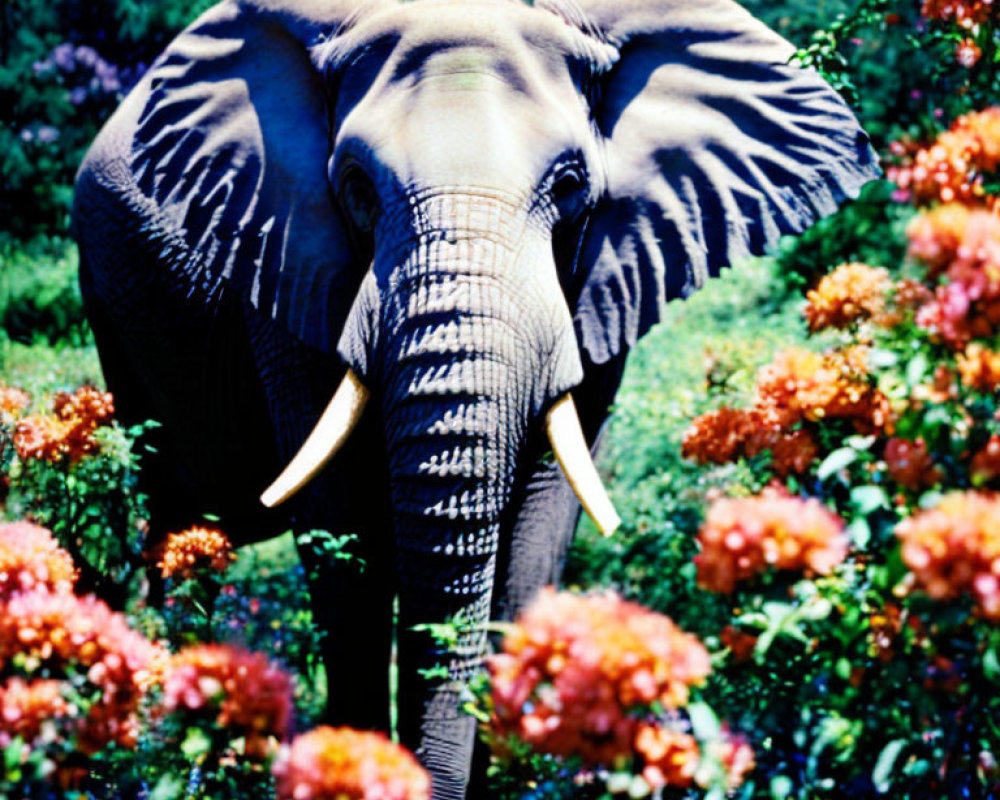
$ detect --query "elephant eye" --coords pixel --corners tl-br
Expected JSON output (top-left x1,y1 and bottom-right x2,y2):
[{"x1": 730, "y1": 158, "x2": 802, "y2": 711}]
[
  {"x1": 550, "y1": 163, "x2": 589, "y2": 224},
  {"x1": 340, "y1": 166, "x2": 380, "y2": 236}
]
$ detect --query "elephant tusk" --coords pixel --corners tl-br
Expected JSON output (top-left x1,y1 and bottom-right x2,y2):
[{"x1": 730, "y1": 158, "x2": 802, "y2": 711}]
[
  {"x1": 260, "y1": 369, "x2": 370, "y2": 508},
  {"x1": 545, "y1": 394, "x2": 621, "y2": 536}
]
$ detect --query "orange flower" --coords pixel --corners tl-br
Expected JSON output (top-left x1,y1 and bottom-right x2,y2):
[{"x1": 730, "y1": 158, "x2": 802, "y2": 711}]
[
  {"x1": 696, "y1": 486, "x2": 848, "y2": 593},
  {"x1": 487, "y1": 589, "x2": 711, "y2": 766},
  {"x1": 158, "y1": 526, "x2": 236, "y2": 581},
  {"x1": 163, "y1": 644, "x2": 294, "y2": 747},
  {"x1": 884, "y1": 438, "x2": 943, "y2": 491},
  {"x1": 957, "y1": 343, "x2": 1000, "y2": 392},
  {"x1": 12, "y1": 386, "x2": 115, "y2": 464},
  {"x1": 956, "y1": 38, "x2": 982, "y2": 67},
  {"x1": 0, "y1": 521, "x2": 77, "y2": 600},
  {"x1": 891, "y1": 108, "x2": 1000, "y2": 206},
  {"x1": 0, "y1": 386, "x2": 30, "y2": 421},
  {"x1": 0, "y1": 678, "x2": 71, "y2": 748},
  {"x1": 681, "y1": 407, "x2": 757, "y2": 465},
  {"x1": 755, "y1": 347, "x2": 890, "y2": 433},
  {"x1": 273, "y1": 726, "x2": 431, "y2": 800},
  {"x1": 634, "y1": 723, "x2": 699, "y2": 790},
  {"x1": 803, "y1": 262, "x2": 891, "y2": 332},
  {"x1": 0, "y1": 590, "x2": 164, "y2": 751},
  {"x1": 896, "y1": 491, "x2": 1000, "y2": 619}
]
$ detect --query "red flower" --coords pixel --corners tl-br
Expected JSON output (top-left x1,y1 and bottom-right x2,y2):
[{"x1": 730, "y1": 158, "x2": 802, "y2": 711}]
[
  {"x1": 273, "y1": 726, "x2": 430, "y2": 800},
  {"x1": 884, "y1": 438, "x2": 943, "y2": 491}
]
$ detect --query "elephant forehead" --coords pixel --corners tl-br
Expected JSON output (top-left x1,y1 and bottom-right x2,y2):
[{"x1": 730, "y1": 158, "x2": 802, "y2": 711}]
[{"x1": 322, "y1": 0, "x2": 600, "y2": 88}]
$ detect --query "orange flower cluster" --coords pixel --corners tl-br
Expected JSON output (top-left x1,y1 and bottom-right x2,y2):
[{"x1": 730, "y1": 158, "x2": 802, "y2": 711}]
[
  {"x1": 683, "y1": 347, "x2": 889, "y2": 477},
  {"x1": 909, "y1": 205, "x2": 1000, "y2": 347},
  {"x1": 803, "y1": 262, "x2": 892, "y2": 332},
  {"x1": 755, "y1": 347, "x2": 889, "y2": 431},
  {"x1": 922, "y1": 0, "x2": 996, "y2": 28},
  {"x1": 0, "y1": 589, "x2": 163, "y2": 750},
  {"x1": 890, "y1": 108, "x2": 1000, "y2": 206},
  {"x1": 896, "y1": 491, "x2": 1000, "y2": 618},
  {"x1": 681, "y1": 407, "x2": 819, "y2": 477},
  {"x1": 695, "y1": 486, "x2": 849, "y2": 593},
  {"x1": 0, "y1": 678, "x2": 71, "y2": 748},
  {"x1": 889, "y1": 106, "x2": 1000, "y2": 205},
  {"x1": 13, "y1": 386, "x2": 115, "y2": 464},
  {"x1": 884, "y1": 438, "x2": 943, "y2": 491},
  {"x1": 957, "y1": 342, "x2": 1000, "y2": 391},
  {"x1": 0, "y1": 386, "x2": 30, "y2": 421},
  {"x1": 488, "y1": 588, "x2": 711, "y2": 767},
  {"x1": 163, "y1": 644, "x2": 293, "y2": 749},
  {"x1": 0, "y1": 521, "x2": 77, "y2": 600},
  {"x1": 158, "y1": 526, "x2": 236, "y2": 581},
  {"x1": 273, "y1": 726, "x2": 431, "y2": 800},
  {"x1": 634, "y1": 723, "x2": 700, "y2": 789}
]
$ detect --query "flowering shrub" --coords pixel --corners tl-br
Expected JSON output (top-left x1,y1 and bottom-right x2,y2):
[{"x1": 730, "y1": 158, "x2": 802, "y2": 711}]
[
  {"x1": 481, "y1": 588, "x2": 751, "y2": 797},
  {"x1": 1, "y1": 384, "x2": 149, "y2": 607},
  {"x1": 273, "y1": 726, "x2": 430, "y2": 800}
]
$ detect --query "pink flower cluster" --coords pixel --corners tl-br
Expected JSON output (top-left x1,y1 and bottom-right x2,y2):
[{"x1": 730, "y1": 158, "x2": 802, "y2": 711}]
[
  {"x1": 488, "y1": 588, "x2": 711, "y2": 767},
  {"x1": 163, "y1": 644, "x2": 294, "y2": 755},
  {"x1": 0, "y1": 521, "x2": 77, "y2": 600},
  {"x1": 908, "y1": 204, "x2": 1000, "y2": 347},
  {"x1": 695, "y1": 486, "x2": 849, "y2": 593},
  {"x1": 0, "y1": 588, "x2": 164, "y2": 751}
]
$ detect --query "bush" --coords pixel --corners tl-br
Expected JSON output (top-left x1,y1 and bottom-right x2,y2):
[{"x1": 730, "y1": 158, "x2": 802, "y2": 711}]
[{"x1": 0, "y1": 238, "x2": 87, "y2": 345}]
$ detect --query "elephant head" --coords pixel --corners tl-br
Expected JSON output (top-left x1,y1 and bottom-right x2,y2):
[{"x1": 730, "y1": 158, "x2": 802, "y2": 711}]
[{"x1": 74, "y1": 0, "x2": 877, "y2": 796}]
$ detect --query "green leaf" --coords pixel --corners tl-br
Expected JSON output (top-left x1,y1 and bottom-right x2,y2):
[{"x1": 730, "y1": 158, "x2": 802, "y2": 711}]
[
  {"x1": 180, "y1": 726, "x2": 212, "y2": 760},
  {"x1": 850, "y1": 485, "x2": 889, "y2": 514},
  {"x1": 150, "y1": 775, "x2": 186, "y2": 800},
  {"x1": 817, "y1": 447, "x2": 859, "y2": 480},
  {"x1": 872, "y1": 738, "x2": 908, "y2": 793},
  {"x1": 771, "y1": 775, "x2": 794, "y2": 800},
  {"x1": 906, "y1": 353, "x2": 929, "y2": 387}
]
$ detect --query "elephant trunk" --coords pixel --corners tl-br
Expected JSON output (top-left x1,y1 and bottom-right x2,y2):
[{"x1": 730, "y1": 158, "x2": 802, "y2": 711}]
[{"x1": 342, "y1": 192, "x2": 583, "y2": 797}]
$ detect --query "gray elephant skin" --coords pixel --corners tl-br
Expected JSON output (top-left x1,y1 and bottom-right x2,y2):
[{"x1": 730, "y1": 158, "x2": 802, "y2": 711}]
[{"x1": 73, "y1": 0, "x2": 878, "y2": 796}]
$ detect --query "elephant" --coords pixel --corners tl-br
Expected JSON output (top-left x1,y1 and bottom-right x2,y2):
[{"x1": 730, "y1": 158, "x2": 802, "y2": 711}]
[{"x1": 72, "y1": 0, "x2": 878, "y2": 796}]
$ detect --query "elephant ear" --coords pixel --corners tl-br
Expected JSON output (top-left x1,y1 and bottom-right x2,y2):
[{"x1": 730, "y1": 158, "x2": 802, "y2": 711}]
[
  {"x1": 130, "y1": 0, "x2": 381, "y2": 352},
  {"x1": 562, "y1": 0, "x2": 880, "y2": 364}
]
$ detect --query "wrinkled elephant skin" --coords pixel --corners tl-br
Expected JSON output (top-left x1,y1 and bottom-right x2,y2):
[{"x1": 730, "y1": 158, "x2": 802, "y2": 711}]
[{"x1": 73, "y1": 0, "x2": 878, "y2": 796}]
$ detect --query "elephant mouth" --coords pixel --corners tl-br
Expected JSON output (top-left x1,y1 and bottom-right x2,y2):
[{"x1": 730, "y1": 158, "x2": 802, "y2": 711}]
[{"x1": 260, "y1": 367, "x2": 620, "y2": 535}]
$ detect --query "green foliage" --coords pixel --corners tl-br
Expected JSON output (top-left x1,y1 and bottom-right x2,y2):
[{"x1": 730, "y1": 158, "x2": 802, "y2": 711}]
[
  {"x1": 0, "y1": 0, "x2": 213, "y2": 241},
  {"x1": 0, "y1": 238, "x2": 87, "y2": 345}
]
